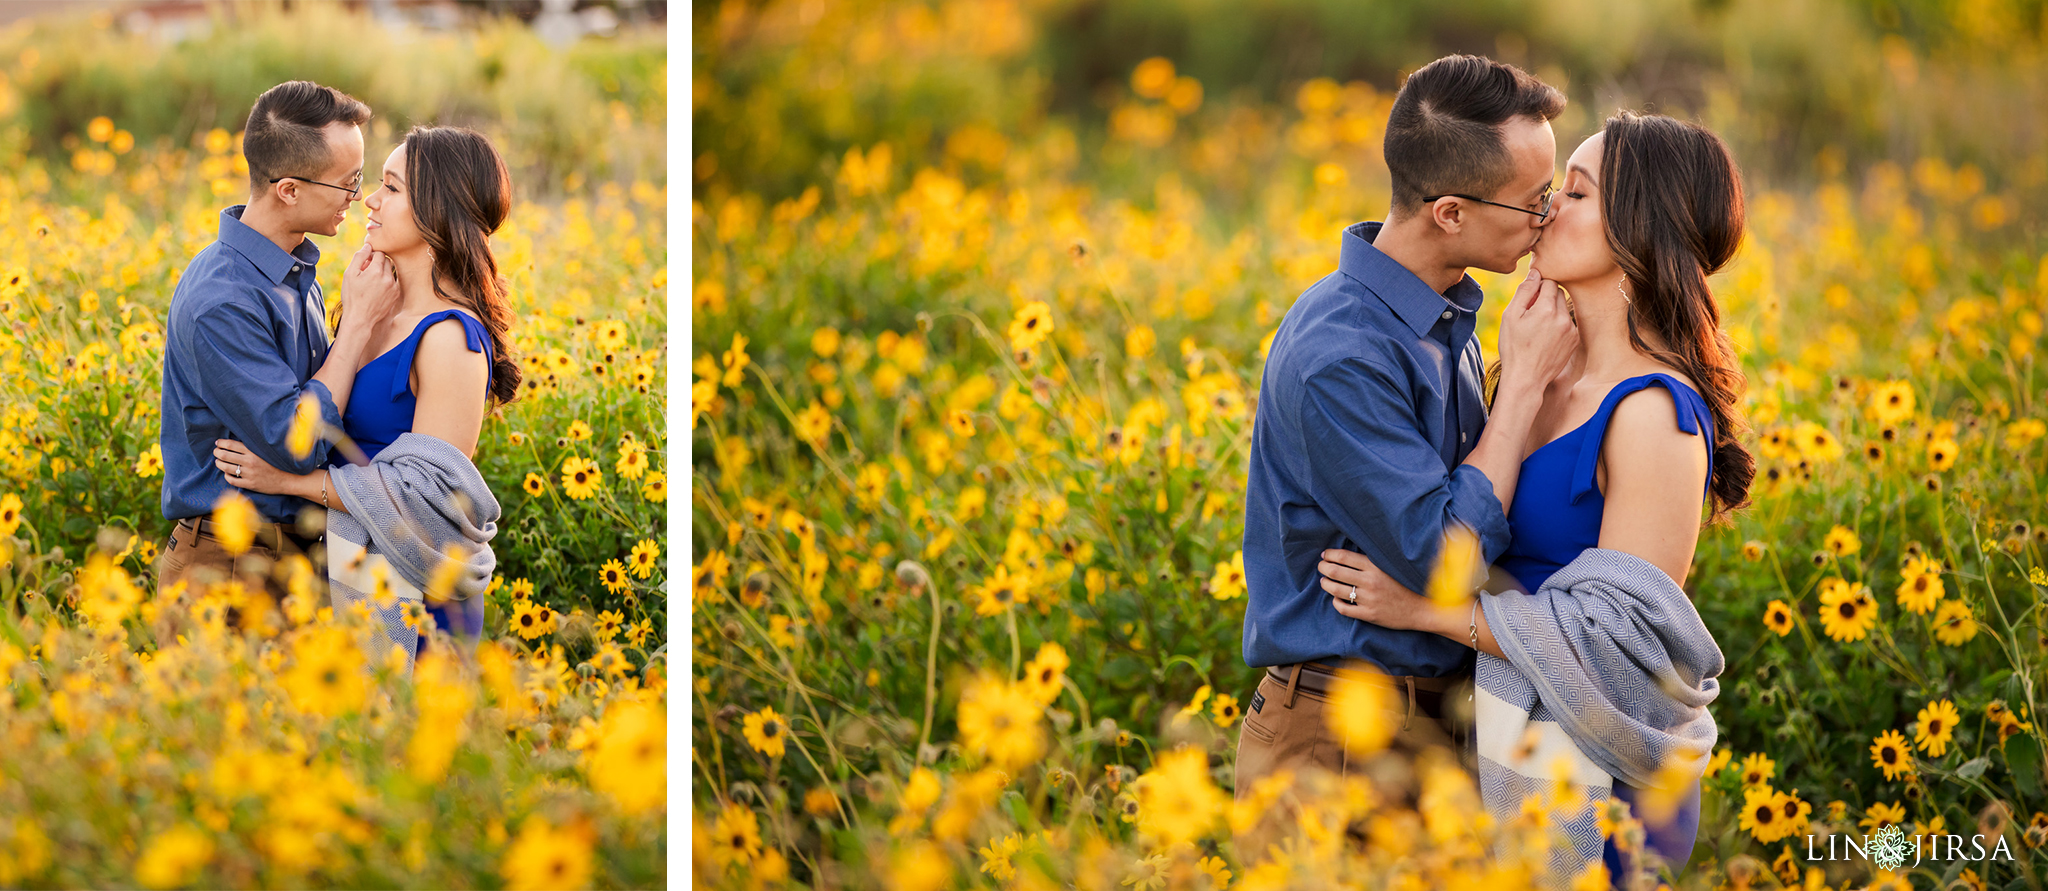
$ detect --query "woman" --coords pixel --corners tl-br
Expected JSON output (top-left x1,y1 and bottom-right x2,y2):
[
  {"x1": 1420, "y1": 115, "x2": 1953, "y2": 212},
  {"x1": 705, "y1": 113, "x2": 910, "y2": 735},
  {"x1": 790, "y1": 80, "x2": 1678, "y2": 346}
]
[
  {"x1": 1316, "y1": 111, "x2": 1754, "y2": 885},
  {"x1": 214, "y1": 126, "x2": 523, "y2": 660}
]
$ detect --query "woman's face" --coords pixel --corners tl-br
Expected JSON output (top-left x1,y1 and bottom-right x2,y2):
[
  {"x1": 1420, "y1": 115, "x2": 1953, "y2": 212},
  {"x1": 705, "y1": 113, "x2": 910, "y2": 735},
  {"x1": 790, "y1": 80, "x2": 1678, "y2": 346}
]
[
  {"x1": 1530, "y1": 131, "x2": 1617, "y2": 289},
  {"x1": 363, "y1": 144, "x2": 425, "y2": 257}
]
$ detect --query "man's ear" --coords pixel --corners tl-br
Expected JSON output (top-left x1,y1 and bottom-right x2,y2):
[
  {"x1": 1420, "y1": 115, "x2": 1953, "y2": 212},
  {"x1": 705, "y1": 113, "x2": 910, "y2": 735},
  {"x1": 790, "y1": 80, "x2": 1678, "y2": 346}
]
[{"x1": 1430, "y1": 197, "x2": 1464, "y2": 236}]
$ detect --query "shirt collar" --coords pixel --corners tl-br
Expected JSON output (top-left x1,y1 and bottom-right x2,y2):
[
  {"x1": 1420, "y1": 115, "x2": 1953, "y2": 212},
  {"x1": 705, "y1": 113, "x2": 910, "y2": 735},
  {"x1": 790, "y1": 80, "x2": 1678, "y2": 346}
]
[
  {"x1": 1340, "y1": 221, "x2": 1486, "y2": 338},
  {"x1": 219, "y1": 205, "x2": 322, "y2": 285}
]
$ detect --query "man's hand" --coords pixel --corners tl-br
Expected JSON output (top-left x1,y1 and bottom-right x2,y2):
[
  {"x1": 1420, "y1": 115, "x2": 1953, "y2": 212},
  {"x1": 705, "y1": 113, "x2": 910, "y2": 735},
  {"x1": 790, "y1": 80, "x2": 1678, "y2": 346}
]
[
  {"x1": 1318, "y1": 548, "x2": 1442, "y2": 632},
  {"x1": 1494, "y1": 267, "x2": 1578, "y2": 394},
  {"x1": 337, "y1": 243, "x2": 400, "y2": 336}
]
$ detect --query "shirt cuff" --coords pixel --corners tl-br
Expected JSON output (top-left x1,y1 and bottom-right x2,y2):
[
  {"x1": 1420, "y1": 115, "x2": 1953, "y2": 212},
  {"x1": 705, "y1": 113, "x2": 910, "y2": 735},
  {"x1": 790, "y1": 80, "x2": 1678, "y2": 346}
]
[
  {"x1": 1449, "y1": 463, "x2": 1513, "y2": 562},
  {"x1": 303, "y1": 378, "x2": 344, "y2": 429}
]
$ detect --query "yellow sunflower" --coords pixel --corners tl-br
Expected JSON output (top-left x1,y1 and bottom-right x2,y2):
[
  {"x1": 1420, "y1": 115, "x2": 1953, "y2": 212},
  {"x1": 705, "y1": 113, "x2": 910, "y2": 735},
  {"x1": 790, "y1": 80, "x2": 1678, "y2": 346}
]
[
  {"x1": 628, "y1": 539, "x2": 660, "y2": 579},
  {"x1": 522, "y1": 472, "x2": 546, "y2": 497},
  {"x1": 742, "y1": 706, "x2": 788, "y2": 757},
  {"x1": 1915, "y1": 699, "x2": 1962, "y2": 757},
  {"x1": 1819, "y1": 579, "x2": 1878, "y2": 642},
  {"x1": 1822, "y1": 525, "x2": 1861, "y2": 557},
  {"x1": 1868, "y1": 380, "x2": 1915, "y2": 424},
  {"x1": 0, "y1": 492, "x2": 25, "y2": 539},
  {"x1": 510, "y1": 600, "x2": 548, "y2": 640},
  {"x1": 1928, "y1": 436, "x2": 1959, "y2": 471},
  {"x1": 641, "y1": 471, "x2": 666, "y2": 503},
  {"x1": 1007, "y1": 300, "x2": 1054, "y2": 352},
  {"x1": 499, "y1": 817, "x2": 594, "y2": 891},
  {"x1": 1933, "y1": 599, "x2": 1979, "y2": 646},
  {"x1": 794, "y1": 400, "x2": 832, "y2": 446},
  {"x1": 615, "y1": 441, "x2": 648, "y2": 480},
  {"x1": 1896, "y1": 561, "x2": 1945, "y2": 614},
  {"x1": 1740, "y1": 751, "x2": 1777, "y2": 787},
  {"x1": 599, "y1": 559, "x2": 630, "y2": 595},
  {"x1": 1738, "y1": 785, "x2": 1785, "y2": 842},
  {"x1": 956, "y1": 674, "x2": 1046, "y2": 770},
  {"x1": 134, "y1": 443, "x2": 164, "y2": 478},
  {"x1": 971, "y1": 564, "x2": 1031, "y2": 616},
  {"x1": 279, "y1": 625, "x2": 369, "y2": 719},
  {"x1": 1762, "y1": 599, "x2": 1795, "y2": 636},
  {"x1": 1871, "y1": 729, "x2": 1912, "y2": 780},
  {"x1": 1020, "y1": 642, "x2": 1069, "y2": 705},
  {"x1": 560, "y1": 456, "x2": 603, "y2": 500},
  {"x1": 592, "y1": 319, "x2": 629, "y2": 352}
]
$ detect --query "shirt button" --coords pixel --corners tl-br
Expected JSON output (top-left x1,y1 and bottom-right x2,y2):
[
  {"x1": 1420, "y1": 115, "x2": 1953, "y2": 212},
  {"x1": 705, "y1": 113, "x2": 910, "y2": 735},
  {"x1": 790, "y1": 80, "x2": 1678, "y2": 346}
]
[{"x1": 1441, "y1": 310, "x2": 1453, "y2": 320}]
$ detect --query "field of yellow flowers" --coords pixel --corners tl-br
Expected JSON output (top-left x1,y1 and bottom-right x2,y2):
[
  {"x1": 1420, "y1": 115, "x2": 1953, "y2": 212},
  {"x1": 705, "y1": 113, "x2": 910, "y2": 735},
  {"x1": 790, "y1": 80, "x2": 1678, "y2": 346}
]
[
  {"x1": 0, "y1": 18, "x2": 670, "y2": 889},
  {"x1": 693, "y1": 3, "x2": 2048, "y2": 889}
]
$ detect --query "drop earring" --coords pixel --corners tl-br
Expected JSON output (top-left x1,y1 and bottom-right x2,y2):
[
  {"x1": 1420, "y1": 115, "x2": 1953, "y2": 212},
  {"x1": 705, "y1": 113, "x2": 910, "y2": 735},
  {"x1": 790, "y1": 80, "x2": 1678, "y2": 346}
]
[{"x1": 1617, "y1": 276, "x2": 1633, "y2": 305}]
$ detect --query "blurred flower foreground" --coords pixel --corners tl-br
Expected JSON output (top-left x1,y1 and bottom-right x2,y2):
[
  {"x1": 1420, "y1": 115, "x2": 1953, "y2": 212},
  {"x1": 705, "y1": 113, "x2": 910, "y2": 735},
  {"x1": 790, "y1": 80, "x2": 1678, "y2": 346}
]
[
  {"x1": 0, "y1": 4, "x2": 668, "y2": 889},
  {"x1": 693, "y1": 0, "x2": 2048, "y2": 889}
]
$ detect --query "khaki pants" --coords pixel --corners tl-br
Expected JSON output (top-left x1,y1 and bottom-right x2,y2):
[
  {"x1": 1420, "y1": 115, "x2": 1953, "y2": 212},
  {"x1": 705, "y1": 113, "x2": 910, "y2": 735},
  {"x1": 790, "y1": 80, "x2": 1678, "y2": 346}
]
[
  {"x1": 156, "y1": 518, "x2": 324, "y2": 634},
  {"x1": 1231, "y1": 664, "x2": 1476, "y2": 862}
]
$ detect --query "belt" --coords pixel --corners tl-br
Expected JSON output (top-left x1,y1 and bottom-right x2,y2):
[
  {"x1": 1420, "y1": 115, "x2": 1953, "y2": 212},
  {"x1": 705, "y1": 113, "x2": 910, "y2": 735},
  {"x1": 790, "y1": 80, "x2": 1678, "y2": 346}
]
[
  {"x1": 176, "y1": 516, "x2": 319, "y2": 552},
  {"x1": 1266, "y1": 661, "x2": 1466, "y2": 726}
]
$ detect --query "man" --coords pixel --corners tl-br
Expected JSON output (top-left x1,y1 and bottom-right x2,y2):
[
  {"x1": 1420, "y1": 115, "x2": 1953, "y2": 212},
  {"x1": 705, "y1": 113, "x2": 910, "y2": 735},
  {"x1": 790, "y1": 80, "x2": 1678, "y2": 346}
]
[
  {"x1": 157, "y1": 80, "x2": 403, "y2": 621},
  {"x1": 1233, "y1": 55, "x2": 1580, "y2": 849}
]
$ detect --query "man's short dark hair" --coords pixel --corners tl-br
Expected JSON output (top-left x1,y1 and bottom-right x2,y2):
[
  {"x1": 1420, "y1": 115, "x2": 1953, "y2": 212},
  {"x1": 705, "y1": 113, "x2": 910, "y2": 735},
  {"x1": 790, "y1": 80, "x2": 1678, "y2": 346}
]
[
  {"x1": 1384, "y1": 55, "x2": 1565, "y2": 212},
  {"x1": 243, "y1": 81, "x2": 372, "y2": 187}
]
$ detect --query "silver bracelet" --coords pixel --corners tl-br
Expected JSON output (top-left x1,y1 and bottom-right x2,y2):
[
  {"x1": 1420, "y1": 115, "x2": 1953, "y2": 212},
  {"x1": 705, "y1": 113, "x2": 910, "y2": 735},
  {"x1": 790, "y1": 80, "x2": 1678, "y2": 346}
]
[{"x1": 1468, "y1": 597, "x2": 1480, "y2": 650}]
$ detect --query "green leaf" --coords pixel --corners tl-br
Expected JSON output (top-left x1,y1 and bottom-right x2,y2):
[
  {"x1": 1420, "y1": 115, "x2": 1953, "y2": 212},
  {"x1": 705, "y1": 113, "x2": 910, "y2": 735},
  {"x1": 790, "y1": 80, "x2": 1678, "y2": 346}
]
[
  {"x1": 1102, "y1": 655, "x2": 1144, "y2": 684},
  {"x1": 2003, "y1": 733, "x2": 2043, "y2": 798},
  {"x1": 1956, "y1": 756, "x2": 1991, "y2": 780}
]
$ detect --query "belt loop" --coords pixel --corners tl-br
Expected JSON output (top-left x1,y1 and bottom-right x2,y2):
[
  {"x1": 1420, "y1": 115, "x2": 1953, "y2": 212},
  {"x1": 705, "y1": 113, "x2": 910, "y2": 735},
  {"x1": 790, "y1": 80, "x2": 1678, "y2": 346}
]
[
  {"x1": 1284, "y1": 663, "x2": 1304, "y2": 709},
  {"x1": 1403, "y1": 677, "x2": 1417, "y2": 731}
]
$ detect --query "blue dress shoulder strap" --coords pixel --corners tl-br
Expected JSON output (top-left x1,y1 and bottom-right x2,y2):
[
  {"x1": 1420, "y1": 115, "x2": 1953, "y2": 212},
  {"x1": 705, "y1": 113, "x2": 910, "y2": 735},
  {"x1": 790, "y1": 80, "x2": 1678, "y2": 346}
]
[
  {"x1": 1568, "y1": 372, "x2": 1716, "y2": 504},
  {"x1": 386, "y1": 308, "x2": 494, "y2": 402}
]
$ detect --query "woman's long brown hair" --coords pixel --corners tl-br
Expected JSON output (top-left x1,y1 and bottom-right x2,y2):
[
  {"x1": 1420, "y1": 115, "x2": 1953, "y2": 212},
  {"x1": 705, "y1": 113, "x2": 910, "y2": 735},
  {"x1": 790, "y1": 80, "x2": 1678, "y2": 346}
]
[
  {"x1": 1599, "y1": 111, "x2": 1754, "y2": 521},
  {"x1": 403, "y1": 125, "x2": 522, "y2": 406}
]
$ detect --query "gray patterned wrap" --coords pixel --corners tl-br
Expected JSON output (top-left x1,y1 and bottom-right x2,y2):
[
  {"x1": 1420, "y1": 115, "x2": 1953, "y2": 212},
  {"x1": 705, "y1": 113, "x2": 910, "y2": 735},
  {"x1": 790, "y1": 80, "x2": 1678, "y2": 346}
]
[
  {"x1": 1472, "y1": 547, "x2": 1723, "y2": 881},
  {"x1": 325, "y1": 432, "x2": 499, "y2": 665}
]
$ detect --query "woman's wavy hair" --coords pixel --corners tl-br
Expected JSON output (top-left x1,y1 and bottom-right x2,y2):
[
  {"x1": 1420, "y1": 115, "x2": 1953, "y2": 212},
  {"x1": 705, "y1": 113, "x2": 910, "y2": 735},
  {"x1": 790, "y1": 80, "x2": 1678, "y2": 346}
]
[
  {"x1": 1600, "y1": 111, "x2": 1754, "y2": 521},
  {"x1": 404, "y1": 125, "x2": 522, "y2": 406}
]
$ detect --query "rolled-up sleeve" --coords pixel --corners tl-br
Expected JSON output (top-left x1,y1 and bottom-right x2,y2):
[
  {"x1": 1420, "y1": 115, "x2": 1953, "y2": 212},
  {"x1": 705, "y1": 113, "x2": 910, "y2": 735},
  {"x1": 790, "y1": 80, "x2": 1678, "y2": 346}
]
[
  {"x1": 185, "y1": 301, "x2": 344, "y2": 476},
  {"x1": 1300, "y1": 357, "x2": 1512, "y2": 593}
]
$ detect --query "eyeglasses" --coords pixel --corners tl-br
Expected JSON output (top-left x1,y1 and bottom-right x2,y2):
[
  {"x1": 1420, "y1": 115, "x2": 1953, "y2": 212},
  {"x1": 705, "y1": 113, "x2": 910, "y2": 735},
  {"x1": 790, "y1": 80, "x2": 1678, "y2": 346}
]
[
  {"x1": 1420, "y1": 188, "x2": 1554, "y2": 223},
  {"x1": 269, "y1": 174, "x2": 363, "y2": 199}
]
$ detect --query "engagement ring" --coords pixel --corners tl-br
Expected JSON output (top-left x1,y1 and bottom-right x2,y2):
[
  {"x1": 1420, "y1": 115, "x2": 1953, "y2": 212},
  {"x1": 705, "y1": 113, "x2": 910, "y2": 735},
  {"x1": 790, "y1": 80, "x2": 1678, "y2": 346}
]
[{"x1": 1349, "y1": 585, "x2": 1358, "y2": 603}]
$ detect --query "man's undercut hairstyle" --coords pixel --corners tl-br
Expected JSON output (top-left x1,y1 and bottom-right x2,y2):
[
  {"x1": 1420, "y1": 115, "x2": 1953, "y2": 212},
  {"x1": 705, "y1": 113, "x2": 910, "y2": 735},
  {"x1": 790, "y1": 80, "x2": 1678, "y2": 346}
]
[
  {"x1": 1384, "y1": 55, "x2": 1566, "y2": 213},
  {"x1": 242, "y1": 81, "x2": 372, "y2": 188}
]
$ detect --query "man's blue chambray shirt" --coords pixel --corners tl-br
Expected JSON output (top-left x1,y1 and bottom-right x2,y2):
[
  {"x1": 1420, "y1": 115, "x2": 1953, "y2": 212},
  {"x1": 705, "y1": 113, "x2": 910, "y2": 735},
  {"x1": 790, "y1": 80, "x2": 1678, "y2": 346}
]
[
  {"x1": 160, "y1": 206, "x2": 344, "y2": 524},
  {"x1": 1240, "y1": 221, "x2": 1512, "y2": 678}
]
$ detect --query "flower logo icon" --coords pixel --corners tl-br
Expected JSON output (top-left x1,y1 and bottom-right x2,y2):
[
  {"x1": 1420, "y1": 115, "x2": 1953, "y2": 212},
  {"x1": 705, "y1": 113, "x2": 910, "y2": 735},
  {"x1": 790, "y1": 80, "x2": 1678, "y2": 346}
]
[{"x1": 1870, "y1": 823, "x2": 1915, "y2": 871}]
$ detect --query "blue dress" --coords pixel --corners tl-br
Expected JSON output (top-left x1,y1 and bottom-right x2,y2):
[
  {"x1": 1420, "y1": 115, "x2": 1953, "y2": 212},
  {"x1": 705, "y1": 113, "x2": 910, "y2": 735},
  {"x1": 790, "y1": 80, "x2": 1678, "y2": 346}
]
[
  {"x1": 1492, "y1": 373, "x2": 1712, "y2": 886},
  {"x1": 330, "y1": 308, "x2": 494, "y2": 650}
]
